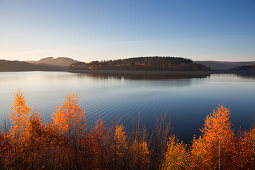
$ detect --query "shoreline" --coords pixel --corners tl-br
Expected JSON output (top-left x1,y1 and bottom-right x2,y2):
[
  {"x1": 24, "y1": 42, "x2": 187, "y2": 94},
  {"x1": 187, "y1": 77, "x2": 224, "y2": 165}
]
[
  {"x1": 68, "y1": 69, "x2": 255, "y2": 76},
  {"x1": 0, "y1": 69, "x2": 255, "y2": 76},
  {"x1": 68, "y1": 69, "x2": 212, "y2": 76}
]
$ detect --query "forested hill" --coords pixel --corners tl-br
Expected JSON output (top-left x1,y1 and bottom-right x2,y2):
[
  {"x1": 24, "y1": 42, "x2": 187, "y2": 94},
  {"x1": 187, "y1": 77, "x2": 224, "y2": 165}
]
[
  {"x1": 70, "y1": 57, "x2": 210, "y2": 71},
  {"x1": 0, "y1": 60, "x2": 67, "y2": 71},
  {"x1": 195, "y1": 61, "x2": 255, "y2": 70},
  {"x1": 28, "y1": 57, "x2": 78, "y2": 68},
  {"x1": 0, "y1": 60, "x2": 37, "y2": 71},
  {"x1": 231, "y1": 65, "x2": 255, "y2": 71}
]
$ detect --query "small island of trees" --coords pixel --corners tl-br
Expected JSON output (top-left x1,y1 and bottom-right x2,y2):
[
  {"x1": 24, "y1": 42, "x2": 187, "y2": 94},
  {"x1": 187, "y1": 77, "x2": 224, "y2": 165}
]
[{"x1": 70, "y1": 56, "x2": 210, "y2": 71}]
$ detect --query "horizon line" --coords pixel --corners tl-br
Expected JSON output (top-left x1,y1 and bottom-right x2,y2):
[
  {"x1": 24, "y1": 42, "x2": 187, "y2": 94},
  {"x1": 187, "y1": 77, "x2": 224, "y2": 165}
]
[{"x1": 1, "y1": 56, "x2": 255, "y2": 63}]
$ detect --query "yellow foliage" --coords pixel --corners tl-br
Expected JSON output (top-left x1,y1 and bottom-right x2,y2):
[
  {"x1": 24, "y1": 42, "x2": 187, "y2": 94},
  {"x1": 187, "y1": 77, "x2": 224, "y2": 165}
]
[
  {"x1": 161, "y1": 135, "x2": 189, "y2": 170},
  {"x1": 113, "y1": 124, "x2": 129, "y2": 169},
  {"x1": 3, "y1": 91, "x2": 255, "y2": 169},
  {"x1": 8, "y1": 90, "x2": 31, "y2": 142},
  {"x1": 114, "y1": 124, "x2": 128, "y2": 158},
  {"x1": 235, "y1": 126, "x2": 255, "y2": 168},
  {"x1": 191, "y1": 105, "x2": 235, "y2": 169},
  {"x1": 90, "y1": 118, "x2": 111, "y2": 168},
  {"x1": 52, "y1": 93, "x2": 86, "y2": 137},
  {"x1": 130, "y1": 138, "x2": 150, "y2": 169}
]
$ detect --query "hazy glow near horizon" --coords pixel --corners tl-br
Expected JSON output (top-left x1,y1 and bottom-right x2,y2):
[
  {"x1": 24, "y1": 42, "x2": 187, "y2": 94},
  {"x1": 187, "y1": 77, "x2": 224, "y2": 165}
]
[{"x1": 0, "y1": 0, "x2": 255, "y2": 62}]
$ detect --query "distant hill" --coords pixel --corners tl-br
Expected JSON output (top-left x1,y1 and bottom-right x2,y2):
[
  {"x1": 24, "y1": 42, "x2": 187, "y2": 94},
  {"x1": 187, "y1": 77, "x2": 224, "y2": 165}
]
[
  {"x1": 28, "y1": 57, "x2": 79, "y2": 68},
  {"x1": 0, "y1": 60, "x2": 37, "y2": 71},
  {"x1": 232, "y1": 65, "x2": 255, "y2": 71},
  {"x1": 195, "y1": 61, "x2": 255, "y2": 70},
  {"x1": 0, "y1": 59, "x2": 69, "y2": 72},
  {"x1": 70, "y1": 57, "x2": 210, "y2": 71}
]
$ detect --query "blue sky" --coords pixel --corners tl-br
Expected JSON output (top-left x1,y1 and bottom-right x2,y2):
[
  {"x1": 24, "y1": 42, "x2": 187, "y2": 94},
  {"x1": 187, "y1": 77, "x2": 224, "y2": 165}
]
[{"x1": 0, "y1": 0, "x2": 255, "y2": 62}]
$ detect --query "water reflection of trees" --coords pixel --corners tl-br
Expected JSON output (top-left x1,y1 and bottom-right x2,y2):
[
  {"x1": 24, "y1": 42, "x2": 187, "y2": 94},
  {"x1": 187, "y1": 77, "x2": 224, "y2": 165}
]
[
  {"x1": 236, "y1": 73, "x2": 255, "y2": 79},
  {"x1": 74, "y1": 72, "x2": 210, "y2": 80}
]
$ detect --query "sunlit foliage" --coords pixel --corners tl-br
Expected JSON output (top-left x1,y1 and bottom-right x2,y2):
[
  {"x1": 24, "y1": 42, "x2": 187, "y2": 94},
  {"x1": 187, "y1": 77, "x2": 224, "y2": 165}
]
[
  {"x1": 235, "y1": 126, "x2": 255, "y2": 168},
  {"x1": 130, "y1": 116, "x2": 151, "y2": 169},
  {"x1": 52, "y1": 93, "x2": 86, "y2": 138},
  {"x1": 191, "y1": 105, "x2": 236, "y2": 169},
  {"x1": 130, "y1": 139, "x2": 150, "y2": 169},
  {"x1": 161, "y1": 135, "x2": 190, "y2": 169},
  {"x1": 1, "y1": 91, "x2": 254, "y2": 169},
  {"x1": 114, "y1": 124, "x2": 128, "y2": 169},
  {"x1": 9, "y1": 90, "x2": 31, "y2": 142},
  {"x1": 89, "y1": 118, "x2": 112, "y2": 169}
]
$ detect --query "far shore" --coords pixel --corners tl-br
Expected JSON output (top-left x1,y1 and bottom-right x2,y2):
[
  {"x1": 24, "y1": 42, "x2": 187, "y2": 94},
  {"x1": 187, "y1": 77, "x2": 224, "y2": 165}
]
[
  {"x1": 68, "y1": 69, "x2": 255, "y2": 76},
  {"x1": 1, "y1": 69, "x2": 255, "y2": 76},
  {"x1": 68, "y1": 69, "x2": 212, "y2": 76}
]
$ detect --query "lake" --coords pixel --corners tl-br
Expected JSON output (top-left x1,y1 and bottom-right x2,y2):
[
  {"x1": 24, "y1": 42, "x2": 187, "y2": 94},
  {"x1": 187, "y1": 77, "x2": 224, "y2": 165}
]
[{"x1": 0, "y1": 71, "x2": 254, "y2": 143}]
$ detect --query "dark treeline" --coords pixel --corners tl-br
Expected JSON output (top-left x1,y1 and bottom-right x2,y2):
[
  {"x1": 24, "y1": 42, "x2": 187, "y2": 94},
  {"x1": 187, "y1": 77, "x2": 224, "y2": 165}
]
[
  {"x1": 0, "y1": 60, "x2": 65, "y2": 71},
  {"x1": 70, "y1": 57, "x2": 210, "y2": 71},
  {"x1": 232, "y1": 65, "x2": 255, "y2": 71},
  {"x1": 0, "y1": 60, "x2": 39, "y2": 71},
  {"x1": 0, "y1": 90, "x2": 254, "y2": 169},
  {"x1": 75, "y1": 72, "x2": 209, "y2": 80}
]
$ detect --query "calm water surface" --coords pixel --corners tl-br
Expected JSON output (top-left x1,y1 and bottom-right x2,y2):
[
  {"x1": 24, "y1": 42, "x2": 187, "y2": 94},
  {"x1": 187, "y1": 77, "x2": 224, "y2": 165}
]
[{"x1": 0, "y1": 72, "x2": 254, "y2": 143}]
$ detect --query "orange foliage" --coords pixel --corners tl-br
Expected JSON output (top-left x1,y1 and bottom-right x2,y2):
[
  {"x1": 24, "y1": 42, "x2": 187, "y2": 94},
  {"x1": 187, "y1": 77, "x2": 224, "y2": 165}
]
[
  {"x1": 8, "y1": 90, "x2": 31, "y2": 142},
  {"x1": 114, "y1": 124, "x2": 128, "y2": 157},
  {"x1": 191, "y1": 105, "x2": 235, "y2": 169},
  {"x1": 130, "y1": 138, "x2": 150, "y2": 169},
  {"x1": 161, "y1": 135, "x2": 189, "y2": 169},
  {"x1": 2, "y1": 91, "x2": 255, "y2": 169},
  {"x1": 89, "y1": 118, "x2": 111, "y2": 169},
  {"x1": 52, "y1": 93, "x2": 86, "y2": 137},
  {"x1": 114, "y1": 124, "x2": 128, "y2": 168},
  {"x1": 0, "y1": 133, "x2": 10, "y2": 168},
  {"x1": 235, "y1": 126, "x2": 255, "y2": 168}
]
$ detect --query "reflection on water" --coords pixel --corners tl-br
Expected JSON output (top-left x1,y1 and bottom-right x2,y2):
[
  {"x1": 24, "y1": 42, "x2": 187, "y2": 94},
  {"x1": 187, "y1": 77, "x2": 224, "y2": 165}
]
[
  {"x1": 75, "y1": 72, "x2": 210, "y2": 80},
  {"x1": 236, "y1": 74, "x2": 255, "y2": 79},
  {"x1": 0, "y1": 72, "x2": 254, "y2": 143}
]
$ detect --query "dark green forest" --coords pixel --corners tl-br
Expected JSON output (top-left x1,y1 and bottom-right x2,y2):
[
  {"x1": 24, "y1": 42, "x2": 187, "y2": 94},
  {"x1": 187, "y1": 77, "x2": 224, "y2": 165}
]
[{"x1": 70, "y1": 57, "x2": 210, "y2": 71}]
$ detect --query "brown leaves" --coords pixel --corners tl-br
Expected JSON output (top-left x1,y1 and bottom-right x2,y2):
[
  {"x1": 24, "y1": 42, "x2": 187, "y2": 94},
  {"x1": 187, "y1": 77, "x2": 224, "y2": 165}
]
[
  {"x1": 234, "y1": 127, "x2": 255, "y2": 168},
  {"x1": 114, "y1": 124, "x2": 128, "y2": 158},
  {"x1": 89, "y1": 118, "x2": 112, "y2": 169},
  {"x1": 130, "y1": 138, "x2": 151, "y2": 169}
]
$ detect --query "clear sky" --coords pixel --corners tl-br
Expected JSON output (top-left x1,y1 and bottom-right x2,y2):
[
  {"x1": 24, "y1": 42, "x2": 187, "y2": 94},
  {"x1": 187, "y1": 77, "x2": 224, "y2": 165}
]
[{"x1": 0, "y1": 0, "x2": 255, "y2": 62}]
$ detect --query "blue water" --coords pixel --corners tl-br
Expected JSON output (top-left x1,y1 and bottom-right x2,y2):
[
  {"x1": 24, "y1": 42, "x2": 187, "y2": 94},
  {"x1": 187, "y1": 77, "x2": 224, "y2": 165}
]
[{"x1": 0, "y1": 72, "x2": 254, "y2": 143}]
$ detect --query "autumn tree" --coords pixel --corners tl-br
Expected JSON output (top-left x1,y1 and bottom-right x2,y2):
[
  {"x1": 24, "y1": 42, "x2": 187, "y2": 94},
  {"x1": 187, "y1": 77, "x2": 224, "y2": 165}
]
[
  {"x1": 130, "y1": 115, "x2": 151, "y2": 169},
  {"x1": 51, "y1": 93, "x2": 87, "y2": 168},
  {"x1": 0, "y1": 132, "x2": 10, "y2": 168},
  {"x1": 235, "y1": 125, "x2": 255, "y2": 169},
  {"x1": 161, "y1": 135, "x2": 190, "y2": 170},
  {"x1": 42, "y1": 121, "x2": 69, "y2": 169},
  {"x1": 4, "y1": 91, "x2": 255, "y2": 169},
  {"x1": 6, "y1": 90, "x2": 32, "y2": 168},
  {"x1": 130, "y1": 138, "x2": 150, "y2": 169},
  {"x1": 191, "y1": 105, "x2": 235, "y2": 169},
  {"x1": 52, "y1": 93, "x2": 86, "y2": 138},
  {"x1": 150, "y1": 116, "x2": 171, "y2": 169},
  {"x1": 114, "y1": 124, "x2": 128, "y2": 169},
  {"x1": 89, "y1": 118, "x2": 112, "y2": 169},
  {"x1": 23, "y1": 112, "x2": 48, "y2": 169},
  {"x1": 23, "y1": 112, "x2": 69, "y2": 169},
  {"x1": 9, "y1": 90, "x2": 31, "y2": 142}
]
